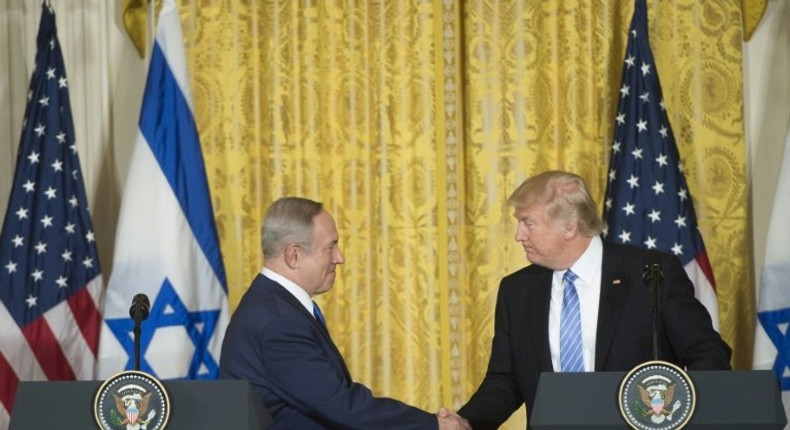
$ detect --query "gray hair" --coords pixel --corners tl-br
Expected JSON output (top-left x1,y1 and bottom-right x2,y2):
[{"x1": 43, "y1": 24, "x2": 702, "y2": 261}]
[
  {"x1": 507, "y1": 170, "x2": 604, "y2": 237},
  {"x1": 261, "y1": 197, "x2": 323, "y2": 258}
]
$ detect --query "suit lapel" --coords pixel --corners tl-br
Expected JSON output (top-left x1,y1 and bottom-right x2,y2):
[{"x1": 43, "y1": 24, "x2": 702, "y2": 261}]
[
  {"x1": 528, "y1": 270, "x2": 554, "y2": 371},
  {"x1": 263, "y1": 278, "x2": 353, "y2": 382},
  {"x1": 595, "y1": 243, "x2": 629, "y2": 370}
]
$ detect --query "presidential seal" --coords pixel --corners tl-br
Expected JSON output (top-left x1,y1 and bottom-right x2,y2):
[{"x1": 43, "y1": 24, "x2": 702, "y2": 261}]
[
  {"x1": 618, "y1": 361, "x2": 696, "y2": 430},
  {"x1": 93, "y1": 370, "x2": 171, "y2": 430}
]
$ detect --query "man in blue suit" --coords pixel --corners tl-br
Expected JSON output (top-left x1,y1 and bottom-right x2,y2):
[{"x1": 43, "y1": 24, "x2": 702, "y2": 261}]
[
  {"x1": 457, "y1": 171, "x2": 731, "y2": 429},
  {"x1": 220, "y1": 197, "x2": 469, "y2": 429}
]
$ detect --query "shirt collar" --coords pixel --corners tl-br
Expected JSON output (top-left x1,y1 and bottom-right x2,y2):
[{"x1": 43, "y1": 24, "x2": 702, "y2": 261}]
[
  {"x1": 261, "y1": 267, "x2": 314, "y2": 314},
  {"x1": 564, "y1": 235, "x2": 603, "y2": 285}
]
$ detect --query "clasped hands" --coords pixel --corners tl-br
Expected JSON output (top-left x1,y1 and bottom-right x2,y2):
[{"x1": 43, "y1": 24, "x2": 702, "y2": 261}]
[{"x1": 437, "y1": 407, "x2": 471, "y2": 430}]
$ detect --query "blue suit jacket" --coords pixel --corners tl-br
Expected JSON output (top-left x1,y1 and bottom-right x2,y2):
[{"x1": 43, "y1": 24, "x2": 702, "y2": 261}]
[
  {"x1": 458, "y1": 241, "x2": 732, "y2": 429},
  {"x1": 220, "y1": 274, "x2": 437, "y2": 430}
]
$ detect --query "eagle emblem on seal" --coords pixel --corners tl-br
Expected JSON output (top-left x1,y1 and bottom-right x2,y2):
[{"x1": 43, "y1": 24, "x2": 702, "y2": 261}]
[
  {"x1": 637, "y1": 378, "x2": 682, "y2": 424},
  {"x1": 112, "y1": 391, "x2": 157, "y2": 429}
]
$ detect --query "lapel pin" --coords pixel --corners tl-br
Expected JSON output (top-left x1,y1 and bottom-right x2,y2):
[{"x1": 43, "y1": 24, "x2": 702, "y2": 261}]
[{"x1": 612, "y1": 279, "x2": 622, "y2": 285}]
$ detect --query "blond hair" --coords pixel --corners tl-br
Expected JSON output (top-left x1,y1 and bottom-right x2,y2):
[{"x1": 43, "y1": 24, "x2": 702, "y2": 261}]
[{"x1": 507, "y1": 170, "x2": 604, "y2": 237}]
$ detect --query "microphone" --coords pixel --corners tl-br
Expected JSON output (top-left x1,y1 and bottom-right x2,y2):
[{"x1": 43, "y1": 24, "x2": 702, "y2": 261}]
[
  {"x1": 643, "y1": 256, "x2": 663, "y2": 361},
  {"x1": 642, "y1": 257, "x2": 664, "y2": 285},
  {"x1": 129, "y1": 293, "x2": 150, "y2": 371},
  {"x1": 129, "y1": 293, "x2": 150, "y2": 322}
]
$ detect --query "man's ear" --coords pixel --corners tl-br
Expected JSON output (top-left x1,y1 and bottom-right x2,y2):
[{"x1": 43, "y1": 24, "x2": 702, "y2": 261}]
[
  {"x1": 563, "y1": 221, "x2": 578, "y2": 239},
  {"x1": 284, "y1": 244, "x2": 300, "y2": 269}
]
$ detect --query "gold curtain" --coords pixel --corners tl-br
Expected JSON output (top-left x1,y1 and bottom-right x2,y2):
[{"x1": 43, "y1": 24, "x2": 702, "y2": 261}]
[{"x1": 131, "y1": 1, "x2": 752, "y2": 428}]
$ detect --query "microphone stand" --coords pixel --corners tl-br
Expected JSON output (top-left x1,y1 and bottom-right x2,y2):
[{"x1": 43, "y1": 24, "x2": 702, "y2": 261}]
[
  {"x1": 133, "y1": 308, "x2": 143, "y2": 371},
  {"x1": 644, "y1": 262, "x2": 664, "y2": 360}
]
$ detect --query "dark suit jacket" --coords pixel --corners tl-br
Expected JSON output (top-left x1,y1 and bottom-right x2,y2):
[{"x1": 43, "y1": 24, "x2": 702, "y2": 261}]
[
  {"x1": 458, "y1": 241, "x2": 731, "y2": 429},
  {"x1": 220, "y1": 274, "x2": 437, "y2": 430}
]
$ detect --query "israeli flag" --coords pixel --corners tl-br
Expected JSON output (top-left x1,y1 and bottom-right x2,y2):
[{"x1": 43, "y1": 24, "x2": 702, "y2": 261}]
[
  {"x1": 97, "y1": 0, "x2": 228, "y2": 380},
  {"x1": 754, "y1": 122, "x2": 790, "y2": 425}
]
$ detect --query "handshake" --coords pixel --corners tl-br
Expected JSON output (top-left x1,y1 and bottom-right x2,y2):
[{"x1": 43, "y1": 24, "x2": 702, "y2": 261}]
[{"x1": 437, "y1": 407, "x2": 471, "y2": 430}]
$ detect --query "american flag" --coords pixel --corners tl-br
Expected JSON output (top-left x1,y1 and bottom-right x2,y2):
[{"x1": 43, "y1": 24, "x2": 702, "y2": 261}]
[
  {"x1": 602, "y1": 0, "x2": 719, "y2": 328},
  {"x1": 0, "y1": 4, "x2": 103, "y2": 427}
]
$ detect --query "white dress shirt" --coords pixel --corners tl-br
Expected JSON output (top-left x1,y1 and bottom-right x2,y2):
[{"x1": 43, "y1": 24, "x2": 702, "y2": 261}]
[{"x1": 549, "y1": 236, "x2": 603, "y2": 372}]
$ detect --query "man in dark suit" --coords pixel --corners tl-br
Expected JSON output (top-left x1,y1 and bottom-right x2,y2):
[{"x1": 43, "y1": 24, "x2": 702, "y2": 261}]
[
  {"x1": 458, "y1": 171, "x2": 731, "y2": 429},
  {"x1": 220, "y1": 197, "x2": 470, "y2": 429}
]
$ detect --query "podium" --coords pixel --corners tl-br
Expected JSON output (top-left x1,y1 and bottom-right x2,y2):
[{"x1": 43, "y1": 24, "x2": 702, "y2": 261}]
[
  {"x1": 530, "y1": 370, "x2": 786, "y2": 429},
  {"x1": 9, "y1": 379, "x2": 271, "y2": 429}
]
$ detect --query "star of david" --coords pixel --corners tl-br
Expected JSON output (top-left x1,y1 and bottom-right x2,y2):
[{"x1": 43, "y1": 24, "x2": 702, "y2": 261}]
[
  {"x1": 758, "y1": 308, "x2": 790, "y2": 390},
  {"x1": 106, "y1": 278, "x2": 221, "y2": 379}
]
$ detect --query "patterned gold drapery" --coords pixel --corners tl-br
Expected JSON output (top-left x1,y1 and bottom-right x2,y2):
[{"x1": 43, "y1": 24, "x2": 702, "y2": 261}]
[{"x1": 127, "y1": 1, "x2": 751, "y2": 428}]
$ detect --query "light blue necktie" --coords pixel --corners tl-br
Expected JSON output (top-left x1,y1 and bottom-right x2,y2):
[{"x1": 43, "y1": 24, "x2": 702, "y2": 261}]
[
  {"x1": 560, "y1": 270, "x2": 584, "y2": 372},
  {"x1": 313, "y1": 301, "x2": 327, "y2": 327}
]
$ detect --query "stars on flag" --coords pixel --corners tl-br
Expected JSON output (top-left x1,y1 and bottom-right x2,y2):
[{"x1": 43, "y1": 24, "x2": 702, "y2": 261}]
[
  {"x1": 602, "y1": 0, "x2": 713, "y2": 275},
  {"x1": 0, "y1": 3, "x2": 101, "y2": 332}
]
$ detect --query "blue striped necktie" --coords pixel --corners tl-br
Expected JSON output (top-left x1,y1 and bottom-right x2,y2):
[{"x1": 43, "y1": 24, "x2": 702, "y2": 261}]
[{"x1": 560, "y1": 270, "x2": 584, "y2": 372}]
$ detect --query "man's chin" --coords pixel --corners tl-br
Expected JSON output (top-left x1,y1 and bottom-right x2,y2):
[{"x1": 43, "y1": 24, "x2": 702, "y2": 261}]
[
  {"x1": 318, "y1": 280, "x2": 335, "y2": 294},
  {"x1": 524, "y1": 252, "x2": 540, "y2": 266}
]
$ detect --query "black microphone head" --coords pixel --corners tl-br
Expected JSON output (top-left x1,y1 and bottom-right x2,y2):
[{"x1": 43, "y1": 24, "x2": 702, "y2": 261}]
[
  {"x1": 642, "y1": 255, "x2": 664, "y2": 284},
  {"x1": 129, "y1": 293, "x2": 150, "y2": 321},
  {"x1": 642, "y1": 263, "x2": 652, "y2": 283}
]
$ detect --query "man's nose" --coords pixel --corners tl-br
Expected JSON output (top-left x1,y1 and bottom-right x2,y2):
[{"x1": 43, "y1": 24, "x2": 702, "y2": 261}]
[{"x1": 515, "y1": 226, "x2": 526, "y2": 242}]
